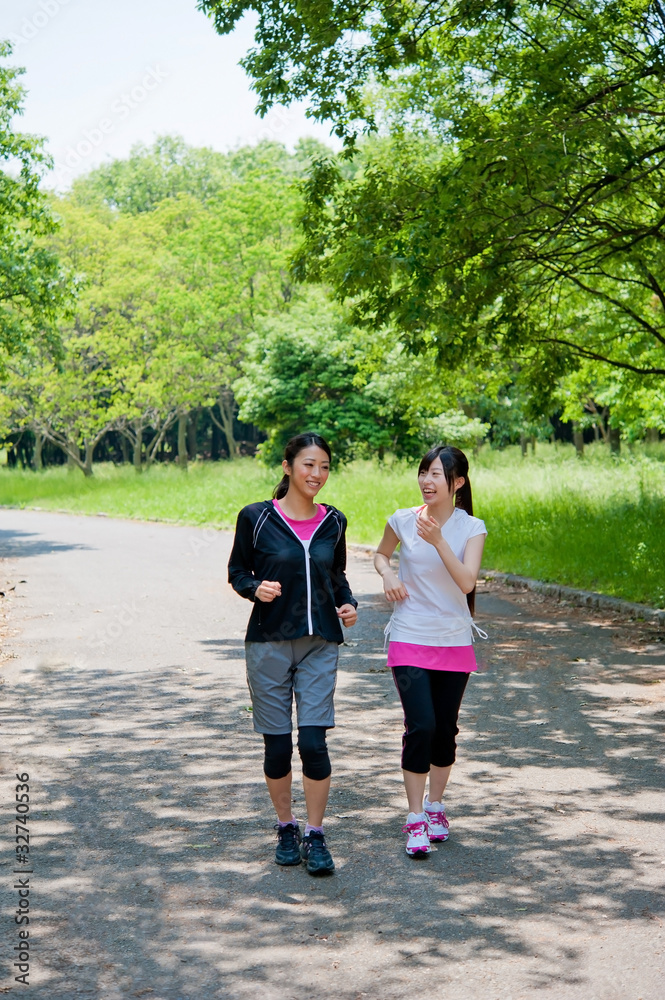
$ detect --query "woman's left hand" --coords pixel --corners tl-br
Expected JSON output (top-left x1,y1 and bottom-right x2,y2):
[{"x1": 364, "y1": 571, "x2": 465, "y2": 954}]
[
  {"x1": 416, "y1": 509, "x2": 441, "y2": 546},
  {"x1": 337, "y1": 604, "x2": 358, "y2": 628}
]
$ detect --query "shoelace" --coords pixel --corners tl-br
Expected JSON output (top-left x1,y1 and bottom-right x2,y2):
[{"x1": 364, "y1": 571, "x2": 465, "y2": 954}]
[
  {"x1": 426, "y1": 809, "x2": 449, "y2": 828},
  {"x1": 307, "y1": 837, "x2": 328, "y2": 861},
  {"x1": 275, "y1": 824, "x2": 299, "y2": 846},
  {"x1": 402, "y1": 821, "x2": 428, "y2": 836},
  {"x1": 306, "y1": 833, "x2": 327, "y2": 853}
]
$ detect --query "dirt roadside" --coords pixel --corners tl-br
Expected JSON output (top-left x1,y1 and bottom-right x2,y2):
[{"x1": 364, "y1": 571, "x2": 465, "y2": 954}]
[{"x1": 0, "y1": 509, "x2": 663, "y2": 999}]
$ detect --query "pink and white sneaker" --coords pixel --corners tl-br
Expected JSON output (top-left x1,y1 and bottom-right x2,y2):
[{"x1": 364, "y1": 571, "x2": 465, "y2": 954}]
[
  {"x1": 402, "y1": 812, "x2": 431, "y2": 857},
  {"x1": 424, "y1": 798, "x2": 450, "y2": 842}
]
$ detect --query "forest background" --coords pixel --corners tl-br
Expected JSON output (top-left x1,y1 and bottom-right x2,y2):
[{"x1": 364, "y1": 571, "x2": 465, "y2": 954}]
[{"x1": 0, "y1": 1, "x2": 664, "y2": 606}]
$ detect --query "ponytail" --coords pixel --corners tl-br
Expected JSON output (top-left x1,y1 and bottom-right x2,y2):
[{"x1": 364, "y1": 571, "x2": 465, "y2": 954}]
[
  {"x1": 455, "y1": 477, "x2": 473, "y2": 516},
  {"x1": 272, "y1": 432, "x2": 332, "y2": 500},
  {"x1": 418, "y1": 444, "x2": 477, "y2": 616},
  {"x1": 273, "y1": 474, "x2": 290, "y2": 500}
]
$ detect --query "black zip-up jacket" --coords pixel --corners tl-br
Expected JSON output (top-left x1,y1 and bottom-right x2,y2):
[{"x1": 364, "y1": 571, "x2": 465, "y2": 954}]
[{"x1": 228, "y1": 500, "x2": 357, "y2": 643}]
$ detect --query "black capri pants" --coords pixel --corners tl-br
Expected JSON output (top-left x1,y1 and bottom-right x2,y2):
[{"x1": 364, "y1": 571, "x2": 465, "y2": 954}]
[
  {"x1": 392, "y1": 665, "x2": 470, "y2": 773},
  {"x1": 263, "y1": 727, "x2": 331, "y2": 781}
]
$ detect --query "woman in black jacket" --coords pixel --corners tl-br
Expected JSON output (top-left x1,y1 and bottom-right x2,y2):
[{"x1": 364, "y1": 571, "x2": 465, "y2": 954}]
[{"x1": 228, "y1": 433, "x2": 357, "y2": 875}]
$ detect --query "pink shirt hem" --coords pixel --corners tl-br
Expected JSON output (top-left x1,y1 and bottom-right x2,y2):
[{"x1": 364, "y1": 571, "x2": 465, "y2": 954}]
[{"x1": 387, "y1": 641, "x2": 477, "y2": 672}]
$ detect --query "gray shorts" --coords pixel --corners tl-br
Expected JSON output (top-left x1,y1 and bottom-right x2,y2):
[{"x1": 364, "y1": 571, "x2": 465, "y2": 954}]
[{"x1": 245, "y1": 635, "x2": 339, "y2": 735}]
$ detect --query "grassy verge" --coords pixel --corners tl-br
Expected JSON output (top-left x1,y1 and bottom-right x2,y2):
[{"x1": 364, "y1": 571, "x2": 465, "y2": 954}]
[
  {"x1": 0, "y1": 461, "x2": 276, "y2": 528},
  {"x1": 0, "y1": 444, "x2": 663, "y2": 607}
]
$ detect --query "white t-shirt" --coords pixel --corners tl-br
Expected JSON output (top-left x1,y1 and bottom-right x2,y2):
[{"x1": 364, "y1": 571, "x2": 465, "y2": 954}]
[{"x1": 387, "y1": 506, "x2": 487, "y2": 647}]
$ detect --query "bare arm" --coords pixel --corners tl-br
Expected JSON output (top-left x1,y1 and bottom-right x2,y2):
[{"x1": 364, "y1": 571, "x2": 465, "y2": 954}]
[
  {"x1": 374, "y1": 523, "x2": 409, "y2": 602},
  {"x1": 416, "y1": 510, "x2": 486, "y2": 594}
]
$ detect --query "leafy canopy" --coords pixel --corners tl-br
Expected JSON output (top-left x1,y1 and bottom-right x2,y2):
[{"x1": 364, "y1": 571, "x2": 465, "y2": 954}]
[
  {"x1": 0, "y1": 138, "x2": 322, "y2": 470},
  {"x1": 200, "y1": 1, "x2": 665, "y2": 396},
  {"x1": 0, "y1": 41, "x2": 68, "y2": 359}
]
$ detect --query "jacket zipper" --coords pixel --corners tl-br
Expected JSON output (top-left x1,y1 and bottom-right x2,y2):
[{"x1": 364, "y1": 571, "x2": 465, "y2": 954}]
[
  {"x1": 301, "y1": 511, "x2": 332, "y2": 634},
  {"x1": 270, "y1": 504, "x2": 332, "y2": 636},
  {"x1": 303, "y1": 541, "x2": 313, "y2": 634}
]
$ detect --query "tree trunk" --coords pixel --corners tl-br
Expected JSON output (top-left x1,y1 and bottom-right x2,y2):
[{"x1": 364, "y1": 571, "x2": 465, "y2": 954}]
[
  {"x1": 585, "y1": 399, "x2": 610, "y2": 444},
  {"x1": 177, "y1": 411, "x2": 188, "y2": 470},
  {"x1": 215, "y1": 391, "x2": 239, "y2": 459},
  {"x1": 211, "y1": 419, "x2": 222, "y2": 460},
  {"x1": 519, "y1": 432, "x2": 528, "y2": 457},
  {"x1": 572, "y1": 422, "x2": 584, "y2": 457},
  {"x1": 530, "y1": 435, "x2": 536, "y2": 455},
  {"x1": 646, "y1": 427, "x2": 660, "y2": 443},
  {"x1": 609, "y1": 427, "x2": 621, "y2": 455},
  {"x1": 119, "y1": 434, "x2": 130, "y2": 464},
  {"x1": 145, "y1": 413, "x2": 176, "y2": 467},
  {"x1": 16, "y1": 434, "x2": 30, "y2": 469},
  {"x1": 61, "y1": 441, "x2": 88, "y2": 475},
  {"x1": 33, "y1": 431, "x2": 43, "y2": 471},
  {"x1": 132, "y1": 423, "x2": 143, "y2": 472},
  {"x1": 83, "y1": 440, "x2": 95, "y2": 477},
  {"x1": 187, "y1": 408, "x2": 200, "y2": 461},
  {"x1": 41, "y1": 429, "x2": 96, "y2": 475}
]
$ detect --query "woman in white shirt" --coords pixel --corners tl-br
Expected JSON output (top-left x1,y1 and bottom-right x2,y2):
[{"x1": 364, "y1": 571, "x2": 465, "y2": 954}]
[{"x1": 374, "y1": 445, "x2": 487, "y2": 857}]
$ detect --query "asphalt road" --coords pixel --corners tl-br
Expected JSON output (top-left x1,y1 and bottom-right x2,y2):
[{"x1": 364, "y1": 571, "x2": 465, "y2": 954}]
[{"x1": 0, "y1": 509, "x2": 663, "y2": 999}]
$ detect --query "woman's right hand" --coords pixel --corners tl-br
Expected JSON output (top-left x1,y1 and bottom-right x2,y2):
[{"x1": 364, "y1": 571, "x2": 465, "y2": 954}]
[
  {"x1": 382, "y1": 572, "x2": 408, "y2": 603},
  {"x1": 255, "y1": 580, "x2": 282, "y2": 603}
]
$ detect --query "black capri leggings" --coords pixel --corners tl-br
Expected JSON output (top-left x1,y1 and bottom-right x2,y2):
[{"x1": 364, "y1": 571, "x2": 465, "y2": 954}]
[
  {"x1": 392, "y1": 666, "x2": 470, "y2": 773},
  {"x1": 262, "y1": 726, "x2": 331, "y2": 781}
]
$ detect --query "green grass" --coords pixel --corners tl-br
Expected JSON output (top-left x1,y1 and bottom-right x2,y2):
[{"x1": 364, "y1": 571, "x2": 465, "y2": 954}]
[
  {"x1": 473, "y1": 445, "x2": 665, "y2": 610},
  {"x1": 1, "y1": 443, "x2": 664, "y2": 607},
  {"x1": 0, "y1": 460, "x2": 276, "y2": 527}
]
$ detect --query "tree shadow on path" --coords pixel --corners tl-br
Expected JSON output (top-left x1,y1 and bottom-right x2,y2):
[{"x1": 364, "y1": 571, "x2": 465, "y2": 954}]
[
  {"x1": 1, "y1": 584, "x2": 663, "y2": 999},
  {"x1": 0, "y1": 527, "x2": 94, "y2": 558}
]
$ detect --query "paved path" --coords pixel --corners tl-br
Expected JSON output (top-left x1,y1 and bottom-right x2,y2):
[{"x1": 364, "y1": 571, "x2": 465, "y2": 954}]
[{"x1": 0, "y1": 509, "x2": 663, "y2": 999}]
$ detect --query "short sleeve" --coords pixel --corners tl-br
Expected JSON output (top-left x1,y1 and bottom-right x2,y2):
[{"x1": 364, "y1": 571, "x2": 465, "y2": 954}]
[
  {"x1": 387, "y1": 510, "x2": 403, "y2": 543},
  {"x1": 467, "y1": 517, "x2": 487, "y2": 538}
]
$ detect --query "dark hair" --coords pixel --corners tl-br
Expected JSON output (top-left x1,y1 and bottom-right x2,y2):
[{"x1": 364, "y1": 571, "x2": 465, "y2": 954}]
[
  {"x1": 418, "y1": 444, "x2": 477, "y2": 615},
  {"x1": 273, "y1": 433, "x2": 332, "y2": 500}
]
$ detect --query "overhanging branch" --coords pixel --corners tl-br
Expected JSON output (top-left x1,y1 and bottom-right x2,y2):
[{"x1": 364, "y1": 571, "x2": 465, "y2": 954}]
[{"x1": 538, "y1": 336, "x2": 665, "y2": 375}]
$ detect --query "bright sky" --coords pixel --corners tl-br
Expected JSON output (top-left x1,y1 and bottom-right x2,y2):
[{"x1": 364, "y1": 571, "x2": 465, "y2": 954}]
[{"x1": 2, "y1": 0, "x2": 338, "y2": 190}]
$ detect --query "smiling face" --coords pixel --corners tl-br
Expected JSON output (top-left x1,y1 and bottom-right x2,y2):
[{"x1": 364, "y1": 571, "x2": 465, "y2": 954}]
[
  {"x1": 283, "y1": 445, "x2": 330, "y2": 500},
  {"x1": 418, "y1": 456, "x2": 464, "y2": 506}
]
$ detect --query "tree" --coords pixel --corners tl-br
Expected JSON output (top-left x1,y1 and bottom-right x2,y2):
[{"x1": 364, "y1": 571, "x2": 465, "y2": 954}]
[
  {"x1": 70, "y1": 135, "x2": 232, "y2": 214},
  {"x1": 201, "y1": 1, "x2": 665, "y2": 394},
  {"x1": 0, "y1": 41, "x2": 68, "y2": 359},
  {"x1": 235, "y1": 288, "x2": 490, "y2": 462},
  {"x1": 0, "y1": 199, "x2": 189, "y2": 475},
  {"x1": 0, "y1": 340, "x2": 119, "y2": 477},
  {"x1": 151, "y1": 144, "x2": 304, "y2": 459},
  {"x1": 198, "y1": 0, "x2": 435, "y2": 146},
  {"x1": 72, "y1": 139, "x2": 315, "y2": 461},
  {"x1": 235, "y1": 291, "x2": 405, "y2": 462},
  {"x1": 0, "y1": 140, "x2": 319, "y2": 471},
  {"x1": 557, "y1": 361, "x2": 665, "y2": 444}
]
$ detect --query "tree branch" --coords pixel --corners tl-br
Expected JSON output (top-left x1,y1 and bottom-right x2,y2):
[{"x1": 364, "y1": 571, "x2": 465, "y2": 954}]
[{"x1": 538, "y1": 336, "x2": 665, "y2": 375}]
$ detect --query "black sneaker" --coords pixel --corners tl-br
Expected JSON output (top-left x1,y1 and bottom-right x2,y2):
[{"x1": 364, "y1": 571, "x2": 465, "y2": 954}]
[
  {"x1": 300, "y1": 831, "x2": 335, "y2": 876},
  {"x1": 274, "y1": 822, "x2": 302, "y2": 866}
]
